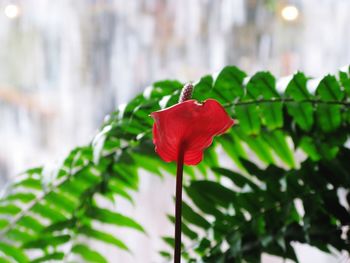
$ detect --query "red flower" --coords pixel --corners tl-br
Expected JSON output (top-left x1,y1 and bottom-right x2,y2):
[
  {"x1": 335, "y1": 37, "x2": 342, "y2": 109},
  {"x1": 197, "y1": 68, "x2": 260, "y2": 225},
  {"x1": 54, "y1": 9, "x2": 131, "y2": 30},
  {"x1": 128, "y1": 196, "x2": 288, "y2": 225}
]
[{"x1": 151, "y1": 99, "x2": 234, "y2": 165}]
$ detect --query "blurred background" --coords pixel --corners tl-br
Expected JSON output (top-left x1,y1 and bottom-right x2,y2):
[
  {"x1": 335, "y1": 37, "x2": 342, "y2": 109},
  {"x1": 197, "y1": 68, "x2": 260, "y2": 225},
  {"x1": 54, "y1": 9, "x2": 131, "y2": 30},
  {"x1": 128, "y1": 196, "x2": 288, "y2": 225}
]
[{"x1": 0, "y1": 0, "x2": 349, "y2": 262}]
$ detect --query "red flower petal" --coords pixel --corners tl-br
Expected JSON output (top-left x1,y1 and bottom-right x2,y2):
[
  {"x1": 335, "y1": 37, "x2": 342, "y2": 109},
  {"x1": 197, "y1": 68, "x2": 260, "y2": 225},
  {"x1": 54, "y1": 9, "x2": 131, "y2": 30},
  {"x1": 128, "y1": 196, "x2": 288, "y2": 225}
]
[{"x1": 151, "y1": 99, "x2": 234, "y2": 165}]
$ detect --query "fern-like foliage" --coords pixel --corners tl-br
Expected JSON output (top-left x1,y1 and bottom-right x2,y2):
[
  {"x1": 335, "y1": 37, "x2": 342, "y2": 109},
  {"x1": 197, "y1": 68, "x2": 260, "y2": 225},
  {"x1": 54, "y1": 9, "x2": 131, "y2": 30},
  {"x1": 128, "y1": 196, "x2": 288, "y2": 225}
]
[{"x1": 0, "y1": 66, "x2": 349, "y2": 262}]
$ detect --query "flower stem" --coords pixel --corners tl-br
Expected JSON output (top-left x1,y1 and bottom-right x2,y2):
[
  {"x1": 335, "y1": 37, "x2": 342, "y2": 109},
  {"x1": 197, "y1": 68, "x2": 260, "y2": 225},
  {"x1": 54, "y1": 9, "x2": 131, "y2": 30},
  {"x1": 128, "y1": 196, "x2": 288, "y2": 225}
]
[{"x1": 174, "y1": 147, "x2": 185, "y2": 263}]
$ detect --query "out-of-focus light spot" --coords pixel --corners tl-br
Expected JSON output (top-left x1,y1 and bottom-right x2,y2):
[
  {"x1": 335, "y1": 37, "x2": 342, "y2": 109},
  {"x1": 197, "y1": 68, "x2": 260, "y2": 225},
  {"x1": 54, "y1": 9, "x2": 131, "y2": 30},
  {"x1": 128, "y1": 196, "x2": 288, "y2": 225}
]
[
  {"x1": 281, "y1": 5, "x2": 299, "y2": 21},
  {"x1": 4, "y1": 4, "x2": 20, "y2": 19}
]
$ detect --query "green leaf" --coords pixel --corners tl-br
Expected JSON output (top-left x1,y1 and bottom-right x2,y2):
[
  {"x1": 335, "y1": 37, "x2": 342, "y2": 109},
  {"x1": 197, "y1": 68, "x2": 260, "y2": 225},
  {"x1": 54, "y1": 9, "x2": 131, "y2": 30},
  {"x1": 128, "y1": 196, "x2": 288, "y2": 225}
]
[
  {"x1": 202, "y1": 146, "x2": 219, "y2": 168},
  {"x1": 285, "y1": 73, "x2": 314, "y2": 131},
  {"x1": 102, "y1": 138, "x2": 121, "y2": 154},
  {"x1": 162, "y1": 236, "x2": 175, "y2": 249},
  {"x1": 223, "y1": 130, "x2": 247, "y2": 158},
  {"x1": 77, "y1": 168, "x2": 101, "y2": 185},
  {"x1": 79, "y1": 226, "x2": 129, "y2": 251},
  {"x1": 31, "y1": 252, "x2": 65, "y2": 263},
  {"x1": 0, "y1": 242, "x2": 29, "y2": 262},
  {"x1": 14, "y1": 178, "x2": 42, "y2": 190},
  {"x1": 228, "y1": 232, "x2": 241, "y2": 257},
  {"x1": 339, "y1": 69, "x2": 350, "y2": 96},
  {"x1": 286, "y1": 102, "x2": 314, "y2": 131},
  {"x1": 0, "y1": 204, "x2": 21, "y2": 215},
  {"x1": 7, "y1": 228, "x2": 34, "y2": 243},
  {"x1": 167, "y1": 214, "x2": 198, "y2": 240},
  {"x1": 159, "y1": 250, "x2": 171, "y2": 260},
  {"x1": 252, "y1": 215, "x2": 266, "y2": 235},
  {"x1": 298, "y1": 136, "x2": 321, "y2": 161},
  {"x1": 112, "y1": 163, "x2": 138, "y2": 191},
  {"x1": 285, "y1": 72, "x2": 311, "y2": 100},
  {"x1": 185, "y1": 184, "x2": 223, "y2": 218},
  {"x1": 22, "y1": 234, "x2": 70, "y2": 249},
  {"x1": 182, "y1": 202, "x2": 211, "y2": 229},
  {"x1": 193, "y1": 75, "x2": 214, "y2": 102},
  {"x1": 234, "y1": 128, "x2": 275, "y2": 165},
  {"x1": 260, "y1": 102, "x2": 283, "y2": 130},
  {"x1": 132, "y1": 153, "x2": 162, "y2": 177},
  {"x1": 217, "y1": 135, "x2": 247, "y2": 172},
  {"x1": 261, "y1": 130, "x2": 295, "y2": 168},
  {"x1": 87, "y1": 207, "x2": 144, "y2": 232},
  {"x1": 17, "y1": 216, "x2": 44, "y2": 233},
  {"x1": 344, "y1": 105, "x2": 350, "y2": 124},
  {"x1": 43, "y1": 219, "x2": 75, "y2": 233},
  {"x1": 316, "y1": 75, "x2": 344, "y2": 101},
  {"x1": 248, "y1": 72, "x2": 279, "y2": 98},
  {"x1": 0, "y1": 219, "x2": 9, "y2": 230},
  {"x1": 316, "y1": 75, "x2": 344, "y2": 132},
  {"x1": 45, "y1": 191, "x2": 78, "y2": 213},
  {"x1": 2, "y1": 193, "x2": 36, "y2": 203},
  {"x1": 316, "y1": 104, "x2": 342, "y2": 132},
  {"x1": 60, "y1": 178, "x2": 89, "y2": 197},
  {"x1": 72, "y1": 244, "x2": 108, "y2": 263},
  {"x1": 212, "y1": 167, "x2": 259, "y2": 191},
  {"x1": 152, "y1": 80, "x2": 183, "y2": 98},
  {"x1": 189, "y1": 181, "x2": 235, "y2": 209},
  {"x1": 244, "y1": 72, "x2": 283, "y2": 130},
  {"x1": 0, "y1": 257, "x2": 11, "y2": 263},
  {"x1": 235, "y1": 105, "x2": 261, "y2": 135},
  {"x1": 32, "y1": 203, "x2": 67, "y2": 222},
  {"x1": 107, "y1": 179, "x2": 134, "y2": 203},
  {"x1": 23, "y1": 167, "x2": 43, "y2": 176},
  {"x1": 213, "y1": 66, "x2": 246, "y2": 103}
]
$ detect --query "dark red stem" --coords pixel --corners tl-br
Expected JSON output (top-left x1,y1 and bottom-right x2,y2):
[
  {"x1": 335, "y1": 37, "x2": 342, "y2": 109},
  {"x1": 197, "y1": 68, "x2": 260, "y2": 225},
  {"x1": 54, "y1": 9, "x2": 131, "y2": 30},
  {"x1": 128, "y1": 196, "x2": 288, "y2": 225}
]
[{"x1": 174, "y1": 147, "x2": 185, "y2": 263}]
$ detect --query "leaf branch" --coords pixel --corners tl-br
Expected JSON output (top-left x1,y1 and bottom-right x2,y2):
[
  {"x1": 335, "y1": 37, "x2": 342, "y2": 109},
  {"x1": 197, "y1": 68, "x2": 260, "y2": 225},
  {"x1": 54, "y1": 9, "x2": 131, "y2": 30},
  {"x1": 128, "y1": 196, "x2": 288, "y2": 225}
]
[{"x1": 223, "y1": 98, "x2": 350, "y2": 108}]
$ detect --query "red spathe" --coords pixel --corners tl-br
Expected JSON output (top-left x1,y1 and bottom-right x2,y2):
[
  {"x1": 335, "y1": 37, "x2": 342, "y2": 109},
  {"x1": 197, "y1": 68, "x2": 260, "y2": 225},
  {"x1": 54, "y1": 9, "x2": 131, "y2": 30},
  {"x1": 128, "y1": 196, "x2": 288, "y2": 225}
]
[{"x1": 151, "y1": 99, "x2": 234, "y2": 165}]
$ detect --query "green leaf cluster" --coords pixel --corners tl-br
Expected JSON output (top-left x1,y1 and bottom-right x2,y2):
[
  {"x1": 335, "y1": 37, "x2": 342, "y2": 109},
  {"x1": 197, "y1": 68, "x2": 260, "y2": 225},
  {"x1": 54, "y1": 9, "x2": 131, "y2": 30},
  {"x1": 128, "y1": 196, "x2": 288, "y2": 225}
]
[{"x1": 0, "y1": 66, "x2": 349, "y2": 262}]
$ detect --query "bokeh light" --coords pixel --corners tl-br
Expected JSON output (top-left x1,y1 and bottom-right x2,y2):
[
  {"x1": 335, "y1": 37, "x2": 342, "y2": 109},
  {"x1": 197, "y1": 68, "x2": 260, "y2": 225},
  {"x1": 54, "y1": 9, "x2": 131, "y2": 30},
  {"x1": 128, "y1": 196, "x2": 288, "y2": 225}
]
[
  {"x1": 4, "y1": 4, "x2": 20, "y2": 19},
  {"x1": 281, "y1": 5, "x2": 299, "y2": 21}
]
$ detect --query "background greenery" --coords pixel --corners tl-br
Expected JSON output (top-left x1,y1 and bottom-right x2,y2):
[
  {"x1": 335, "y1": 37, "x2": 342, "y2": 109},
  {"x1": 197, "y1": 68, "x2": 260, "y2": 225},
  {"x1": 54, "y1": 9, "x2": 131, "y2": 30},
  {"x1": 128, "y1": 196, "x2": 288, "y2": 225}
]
[{"x1": 0, "y1": 65, "x2": 349, "y2": 262}]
